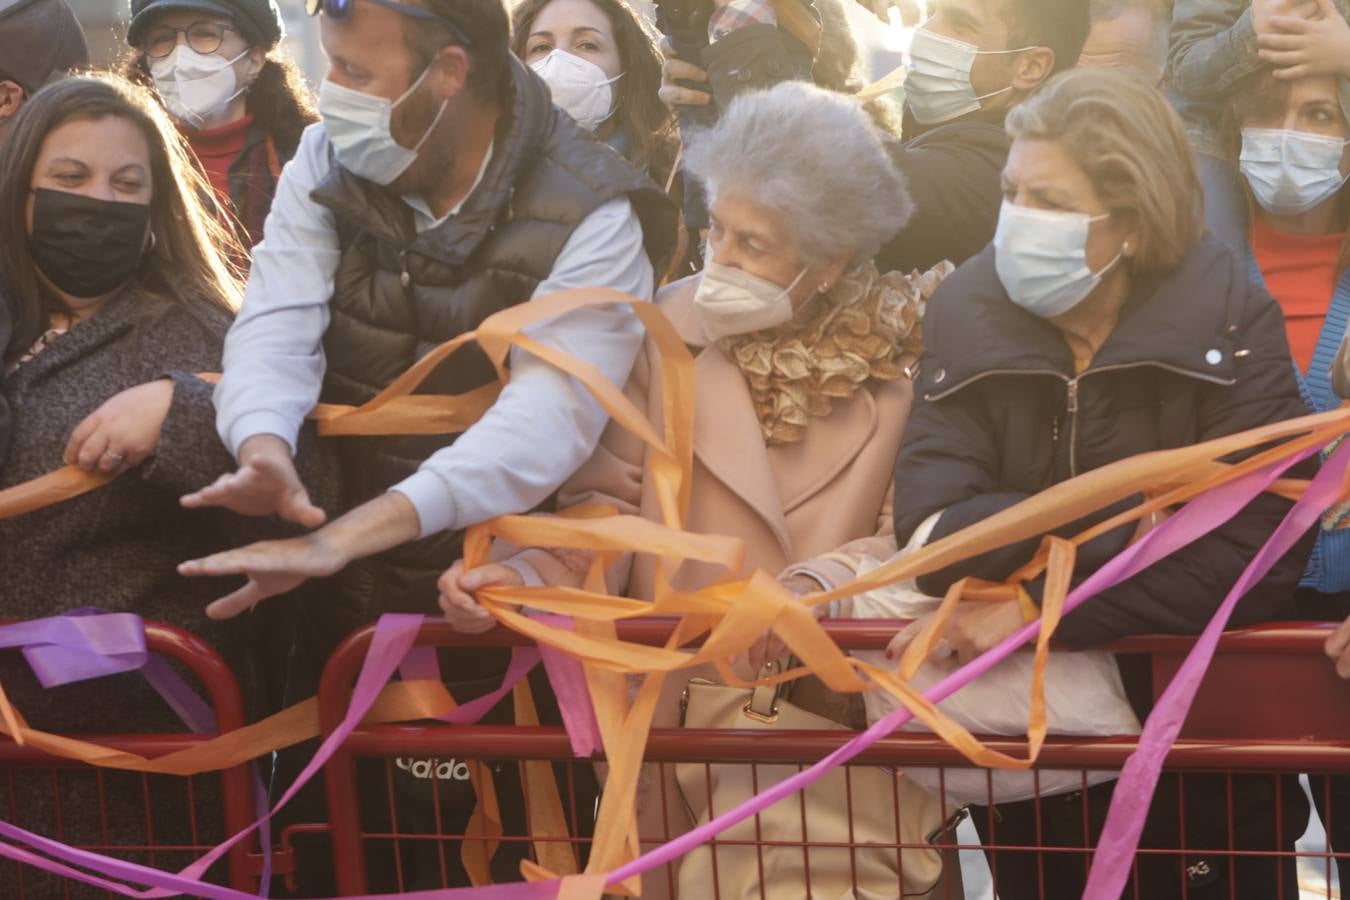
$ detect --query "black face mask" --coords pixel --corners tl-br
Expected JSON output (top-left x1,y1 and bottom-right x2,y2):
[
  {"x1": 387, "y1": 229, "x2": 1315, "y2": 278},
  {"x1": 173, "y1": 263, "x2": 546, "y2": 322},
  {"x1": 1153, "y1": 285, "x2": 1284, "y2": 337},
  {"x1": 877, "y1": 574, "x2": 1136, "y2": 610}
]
[{"x1": 29, "y1": 188, "x2": 152, "y2": 299}]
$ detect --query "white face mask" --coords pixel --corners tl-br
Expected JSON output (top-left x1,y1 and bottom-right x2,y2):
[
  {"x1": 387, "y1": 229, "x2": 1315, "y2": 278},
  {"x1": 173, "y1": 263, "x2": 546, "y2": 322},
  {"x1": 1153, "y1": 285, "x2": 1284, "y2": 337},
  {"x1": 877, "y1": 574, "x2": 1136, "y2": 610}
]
[
  {"x1": 994, "y1": 201, "x2": 1122, "y2": 318},
  {"x1": 1239, "y1": 127, "x2": 1350, "y2": 216},
  {"x1": 693, "y1": 257, "x2": 808, "y2": 340},
  {"x1": 149, "y1": 45, "x2": 250, "y2": 129},
  {"x1": 905, "y1": 28, "x2": 1028, "y2": 125},
  {"x1": 318, "y1": 65, "x2": 449, "y2": 187},
  {"x1": 530, "y1": 49, "x2": 622, "y2": 132}
]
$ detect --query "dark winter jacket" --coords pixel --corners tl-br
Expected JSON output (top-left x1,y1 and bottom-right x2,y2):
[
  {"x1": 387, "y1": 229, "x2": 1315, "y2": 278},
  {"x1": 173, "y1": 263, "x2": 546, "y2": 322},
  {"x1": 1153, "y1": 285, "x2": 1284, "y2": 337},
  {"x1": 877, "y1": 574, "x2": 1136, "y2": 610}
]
[
  {"x1": 876, "y1": 107, "x2": 1011, "y2": 274},
  {"x1": 0, "y1": 285, "x2": 10, "y2": 469},
  {"x1": 0, "y1": 288, "x2": 338, "y2": 893},
  {"x1": 892, "y1": 236, "x2": 1313, "y2": 647},
  {"x1": 313, "y1": 55, "x2": 675, "y2": 618}
]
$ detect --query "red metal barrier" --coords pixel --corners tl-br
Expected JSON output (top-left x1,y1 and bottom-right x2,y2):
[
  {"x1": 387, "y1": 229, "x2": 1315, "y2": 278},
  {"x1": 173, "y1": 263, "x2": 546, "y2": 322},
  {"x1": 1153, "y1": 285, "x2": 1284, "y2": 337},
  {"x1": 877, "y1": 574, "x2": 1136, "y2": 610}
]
[
  {"x1": 314, "y1": 619, "x2": 1350, "y2": 899},
  {"x1": 0, "y1": 621, "x2": 265, "y2": 897}
]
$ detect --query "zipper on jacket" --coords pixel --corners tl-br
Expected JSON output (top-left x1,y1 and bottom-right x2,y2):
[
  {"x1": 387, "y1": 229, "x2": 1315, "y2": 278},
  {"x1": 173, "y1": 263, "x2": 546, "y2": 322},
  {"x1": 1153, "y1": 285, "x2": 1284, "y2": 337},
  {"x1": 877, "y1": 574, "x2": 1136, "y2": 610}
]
[
  {"x1": 1065, "y1": 378, "x2": 1080, "y2": 476},
  {"x1": 927, "y1": 361, "x2": 1237, "y2": 480},
  {"x1": 1062, "y1": 362, "x2": 1236, "y2": 476}
]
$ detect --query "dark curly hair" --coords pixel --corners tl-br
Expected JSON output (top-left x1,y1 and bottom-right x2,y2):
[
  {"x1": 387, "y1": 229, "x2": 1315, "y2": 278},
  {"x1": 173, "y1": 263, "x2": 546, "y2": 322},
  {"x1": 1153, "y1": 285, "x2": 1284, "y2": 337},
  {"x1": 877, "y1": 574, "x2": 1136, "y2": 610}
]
[
  {"x1": 120, "y1": 50, "x2": 317, "y2": 161},
  {"x1": 511, "y1": 0, "x2": 677, "y2": 184}
]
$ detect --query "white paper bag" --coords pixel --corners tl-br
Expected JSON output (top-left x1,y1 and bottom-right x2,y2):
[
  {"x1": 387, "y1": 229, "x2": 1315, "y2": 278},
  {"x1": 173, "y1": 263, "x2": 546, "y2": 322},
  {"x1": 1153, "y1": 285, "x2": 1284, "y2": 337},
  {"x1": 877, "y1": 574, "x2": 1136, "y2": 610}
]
[{"x1": 845, "y1": 517, "x2": 1140, "y2": 807}]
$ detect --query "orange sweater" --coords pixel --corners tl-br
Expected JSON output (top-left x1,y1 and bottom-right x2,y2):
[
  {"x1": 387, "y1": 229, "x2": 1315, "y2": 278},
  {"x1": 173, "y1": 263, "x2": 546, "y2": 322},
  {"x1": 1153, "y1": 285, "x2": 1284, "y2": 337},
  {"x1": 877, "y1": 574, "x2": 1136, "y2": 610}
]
[{"x1": 1251, "y1": 215, "x2": 1344, "y2": 373}]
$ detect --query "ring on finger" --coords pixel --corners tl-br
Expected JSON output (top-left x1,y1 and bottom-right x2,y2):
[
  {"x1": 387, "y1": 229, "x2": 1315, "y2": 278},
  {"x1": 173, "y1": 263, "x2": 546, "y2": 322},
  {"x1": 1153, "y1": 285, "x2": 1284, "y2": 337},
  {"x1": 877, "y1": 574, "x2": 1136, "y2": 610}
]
[{"x1": 103, "y1": 451, "x2": 126, "y2": 464}]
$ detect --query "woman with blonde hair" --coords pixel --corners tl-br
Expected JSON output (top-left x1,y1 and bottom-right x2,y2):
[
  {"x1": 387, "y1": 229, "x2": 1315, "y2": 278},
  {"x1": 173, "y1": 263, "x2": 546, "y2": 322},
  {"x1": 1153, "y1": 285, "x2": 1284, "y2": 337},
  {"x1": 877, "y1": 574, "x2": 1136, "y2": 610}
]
[
  {"x1": 889, "y1": 66, "x2": 1312, "y2": 899},
  {"x1": 0, "y1": 73, "x2": 333, "y2": 890}
]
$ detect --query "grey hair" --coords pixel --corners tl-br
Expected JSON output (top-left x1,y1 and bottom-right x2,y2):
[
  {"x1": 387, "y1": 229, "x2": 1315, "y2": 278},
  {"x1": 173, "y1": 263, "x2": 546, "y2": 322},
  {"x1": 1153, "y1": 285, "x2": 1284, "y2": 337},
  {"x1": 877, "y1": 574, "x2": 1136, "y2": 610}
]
[{"x1": 682, "y1": 81, "x2": 912, "y2": 268}]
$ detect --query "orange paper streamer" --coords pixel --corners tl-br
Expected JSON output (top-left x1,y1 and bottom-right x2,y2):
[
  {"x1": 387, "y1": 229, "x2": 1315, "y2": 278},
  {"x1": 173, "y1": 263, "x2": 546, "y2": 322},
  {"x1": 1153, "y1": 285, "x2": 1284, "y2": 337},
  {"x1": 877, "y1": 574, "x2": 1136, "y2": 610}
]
[{"x1": 4, "y1": 290, "x2": 1350, "y2": 894}]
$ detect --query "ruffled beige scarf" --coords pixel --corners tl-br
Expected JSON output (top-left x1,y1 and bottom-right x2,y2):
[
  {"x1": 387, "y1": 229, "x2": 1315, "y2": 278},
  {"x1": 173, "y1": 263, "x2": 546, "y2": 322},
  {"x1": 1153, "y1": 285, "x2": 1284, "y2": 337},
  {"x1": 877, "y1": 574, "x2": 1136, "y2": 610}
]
[{"x1": 720, "y1": 260, "x2": 952, "y2": 445}]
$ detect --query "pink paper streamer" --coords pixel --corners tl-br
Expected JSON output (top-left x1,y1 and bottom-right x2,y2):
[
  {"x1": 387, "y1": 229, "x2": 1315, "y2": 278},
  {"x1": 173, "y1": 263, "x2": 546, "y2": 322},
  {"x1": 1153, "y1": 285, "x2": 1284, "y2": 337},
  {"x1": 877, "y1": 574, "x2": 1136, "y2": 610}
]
[
  {"x1": 607, "y1": 447, "x2": 1318, "y2": 885},
  {"x1": 1082, "y1": 441, "x2": 1350, "y2": 897},
  {"x1": 0, "y1": 448, "x2": 1323, "y2": 898},
  {"x1": 0, "y1": 615, "x2": 545, "y2": 898},
  {"x1": 531, "y1": 614, "x2": 602, "y2": 757}
]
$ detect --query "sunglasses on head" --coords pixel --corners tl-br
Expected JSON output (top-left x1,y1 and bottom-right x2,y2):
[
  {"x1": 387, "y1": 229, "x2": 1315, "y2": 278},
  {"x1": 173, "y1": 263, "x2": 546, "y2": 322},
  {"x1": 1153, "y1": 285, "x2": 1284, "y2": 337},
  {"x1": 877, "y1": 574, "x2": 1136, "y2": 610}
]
[{"x1": 304, "y1": 0, "x2": 471, "y2": 45}]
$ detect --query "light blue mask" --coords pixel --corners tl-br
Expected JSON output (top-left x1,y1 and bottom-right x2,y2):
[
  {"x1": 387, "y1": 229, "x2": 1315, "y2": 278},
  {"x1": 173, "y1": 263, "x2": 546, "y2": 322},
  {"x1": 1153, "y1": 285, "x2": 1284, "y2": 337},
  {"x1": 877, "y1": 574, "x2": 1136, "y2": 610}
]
[
  {"x1": 318, "y1": 65, "x2": 448, "y2": 186},
  {"x1": 994, "y1": 201, "x2": 1121, "y2": 318}
]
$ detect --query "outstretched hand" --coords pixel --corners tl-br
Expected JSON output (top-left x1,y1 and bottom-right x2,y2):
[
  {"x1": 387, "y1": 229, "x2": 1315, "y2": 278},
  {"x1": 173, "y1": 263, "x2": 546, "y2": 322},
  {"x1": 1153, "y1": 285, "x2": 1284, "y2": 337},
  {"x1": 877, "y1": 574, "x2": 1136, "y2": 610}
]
[
  {"x1": 181, "y1": 434, "x2": 326, "y2": 528},
  {"x1": 179, "y1": 533, "x2": 348, "y2": 620}
]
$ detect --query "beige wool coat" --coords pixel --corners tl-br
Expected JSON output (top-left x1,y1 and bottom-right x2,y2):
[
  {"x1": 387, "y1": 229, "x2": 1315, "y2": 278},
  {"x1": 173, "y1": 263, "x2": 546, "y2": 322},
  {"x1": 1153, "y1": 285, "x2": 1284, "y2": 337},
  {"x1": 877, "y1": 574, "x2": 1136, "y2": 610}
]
[{"x1": 517, "y1": 276, "x2": 916, "y2": 598}]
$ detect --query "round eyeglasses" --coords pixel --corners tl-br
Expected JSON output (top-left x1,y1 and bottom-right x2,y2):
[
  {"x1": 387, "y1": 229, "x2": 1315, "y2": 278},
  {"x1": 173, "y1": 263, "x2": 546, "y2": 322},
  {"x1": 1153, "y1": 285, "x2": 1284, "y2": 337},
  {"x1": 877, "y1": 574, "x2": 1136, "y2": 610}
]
[{"x1": 138, "y1": 21, "x2": 241, "y2": 60}]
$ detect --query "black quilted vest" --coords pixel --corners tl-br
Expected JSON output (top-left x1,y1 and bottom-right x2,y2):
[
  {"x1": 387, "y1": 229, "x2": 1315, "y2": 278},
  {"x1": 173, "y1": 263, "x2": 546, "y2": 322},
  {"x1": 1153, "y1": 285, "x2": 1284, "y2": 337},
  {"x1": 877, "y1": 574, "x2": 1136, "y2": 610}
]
[{"x1": 312, "y1": 56, "x2": 676, "y2": 615}]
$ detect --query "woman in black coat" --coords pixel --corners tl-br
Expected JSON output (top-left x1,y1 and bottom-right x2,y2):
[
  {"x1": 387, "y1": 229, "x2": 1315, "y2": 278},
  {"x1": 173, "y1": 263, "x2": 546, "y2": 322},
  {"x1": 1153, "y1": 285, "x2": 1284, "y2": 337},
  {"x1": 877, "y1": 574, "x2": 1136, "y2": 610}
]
[
  {"x1": 891, "y1": 68, "x2": 1314, "y2": 900},
  {"x1": 0, "y1": 74, "x2": 336, "y2": 894}
]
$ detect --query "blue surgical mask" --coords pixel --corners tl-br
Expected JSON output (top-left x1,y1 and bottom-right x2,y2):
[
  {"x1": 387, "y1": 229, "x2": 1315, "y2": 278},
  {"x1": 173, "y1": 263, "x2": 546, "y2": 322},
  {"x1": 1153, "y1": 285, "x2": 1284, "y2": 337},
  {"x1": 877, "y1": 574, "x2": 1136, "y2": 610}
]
[
  {"x1": 1240, "y1": 127, "x2": 1350, "y2": 216},
  {"x1": 318, "y1": 65, "x2": 448, "y2": 186},
  {"x1": 905, "y1": 28, "x2": 1030, "y2": 125},
  {"x1": 994, "y1": 201, "x2": 1122, "y2": 318}
]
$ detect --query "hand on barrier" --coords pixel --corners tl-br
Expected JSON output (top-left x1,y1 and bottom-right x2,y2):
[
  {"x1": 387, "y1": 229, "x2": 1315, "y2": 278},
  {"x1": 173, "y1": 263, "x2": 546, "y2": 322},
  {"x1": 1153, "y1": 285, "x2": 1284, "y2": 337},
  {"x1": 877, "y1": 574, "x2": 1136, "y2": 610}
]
[
  {"x1": 1325, "y1": 614, "x2": 1350, "y2": 678},
  {"x1": 64, "y1": 379, "x2": 173, "y2": 474},
  {"x1": 887, "y1": 595, "x2": 1029, "y2": 666},
  {"x1": 439, "y1": 559, "x2": 523, "y2": 634},
  {"x1": 181, "y1": 434, "x2": 326, "y2": 528},
  {"x1": 1257, "y1": 0, "x2": 1350, "y2": 79},
  {"x1": 745, "y1": 573, "x2": 820, "y2": 672},
  {"x1": 659, "y1": 38, "x2": 711, "y2": 109}
]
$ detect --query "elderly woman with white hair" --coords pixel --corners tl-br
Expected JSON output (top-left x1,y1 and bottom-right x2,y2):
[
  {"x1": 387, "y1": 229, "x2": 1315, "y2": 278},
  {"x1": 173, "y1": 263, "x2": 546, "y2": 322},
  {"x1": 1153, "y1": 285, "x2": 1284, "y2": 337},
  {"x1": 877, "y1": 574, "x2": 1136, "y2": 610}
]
[{"x1": 437, "y1": 80, "x2": 953, "y2": 896}]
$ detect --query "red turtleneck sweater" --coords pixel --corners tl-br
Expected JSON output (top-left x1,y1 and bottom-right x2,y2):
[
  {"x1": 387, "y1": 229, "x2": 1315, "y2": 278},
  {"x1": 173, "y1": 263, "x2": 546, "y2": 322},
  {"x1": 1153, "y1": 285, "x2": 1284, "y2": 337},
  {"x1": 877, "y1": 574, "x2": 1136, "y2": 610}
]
[{"x1": 181, "y1": 114, "x2": 254, "y2": 206}]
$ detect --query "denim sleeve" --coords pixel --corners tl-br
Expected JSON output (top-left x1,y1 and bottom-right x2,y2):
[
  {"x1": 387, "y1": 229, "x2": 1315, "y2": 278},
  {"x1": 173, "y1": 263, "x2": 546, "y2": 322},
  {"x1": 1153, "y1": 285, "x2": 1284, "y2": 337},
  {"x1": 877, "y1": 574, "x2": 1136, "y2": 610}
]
[{"x1": 1167, "y1": 1, "x2": 1262, "y2": 101}]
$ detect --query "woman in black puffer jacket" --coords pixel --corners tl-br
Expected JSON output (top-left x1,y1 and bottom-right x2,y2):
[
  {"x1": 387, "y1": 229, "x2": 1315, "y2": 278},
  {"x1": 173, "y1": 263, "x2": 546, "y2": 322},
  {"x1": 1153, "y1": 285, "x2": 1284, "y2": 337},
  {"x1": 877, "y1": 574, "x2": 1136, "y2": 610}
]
[{"x1": 891, "y1": 68, "x2": 1314, "y2": 900}]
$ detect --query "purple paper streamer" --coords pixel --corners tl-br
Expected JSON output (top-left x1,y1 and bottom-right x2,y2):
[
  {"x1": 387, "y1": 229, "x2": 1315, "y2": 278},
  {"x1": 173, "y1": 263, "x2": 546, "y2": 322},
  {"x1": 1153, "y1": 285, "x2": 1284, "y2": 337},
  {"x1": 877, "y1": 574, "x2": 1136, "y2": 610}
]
[{"x1": 0, "y1": 447, "x2": 1324, "y2": 899}]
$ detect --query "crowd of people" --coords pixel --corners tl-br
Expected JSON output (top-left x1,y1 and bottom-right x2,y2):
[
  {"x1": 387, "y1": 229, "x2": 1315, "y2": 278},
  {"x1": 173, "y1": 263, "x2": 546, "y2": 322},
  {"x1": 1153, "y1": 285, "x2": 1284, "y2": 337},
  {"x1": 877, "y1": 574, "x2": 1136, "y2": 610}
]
[{"x1": 2, "y1": 0, "x2": 1350, "y2": 896}]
